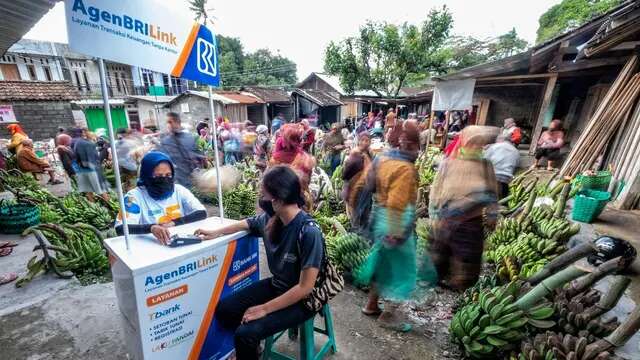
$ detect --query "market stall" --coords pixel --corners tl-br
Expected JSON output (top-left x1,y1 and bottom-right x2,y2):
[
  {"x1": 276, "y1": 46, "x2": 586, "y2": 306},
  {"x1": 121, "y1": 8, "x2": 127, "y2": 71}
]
[{"x1": 105, "y1": 217, "x2": 259, "y2": 360}]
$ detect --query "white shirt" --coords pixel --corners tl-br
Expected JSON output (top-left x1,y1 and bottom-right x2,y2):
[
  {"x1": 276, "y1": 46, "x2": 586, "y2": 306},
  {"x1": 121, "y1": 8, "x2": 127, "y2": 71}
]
[
  {"x1": 116, "y1": 184, "x2": 205, "y2": 226},
  {"x1": 484, "y1": 142, "x2": 520, "y2": 183}
]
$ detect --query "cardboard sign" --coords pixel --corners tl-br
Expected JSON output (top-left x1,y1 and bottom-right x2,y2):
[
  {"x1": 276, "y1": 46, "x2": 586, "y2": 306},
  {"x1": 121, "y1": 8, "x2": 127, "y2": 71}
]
[
  {"x1": 65, "y1": 0, "x2": 219, "y2": 86},
  {"x1": 0, "y1": 105, "x2": 17, "y2": 123}
]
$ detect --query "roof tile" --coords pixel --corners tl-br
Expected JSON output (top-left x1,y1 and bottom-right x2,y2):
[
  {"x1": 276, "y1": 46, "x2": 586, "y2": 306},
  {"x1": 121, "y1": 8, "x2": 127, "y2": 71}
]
[{"x1": 0, "y1": 81, "x2": 81, "y2": 101}]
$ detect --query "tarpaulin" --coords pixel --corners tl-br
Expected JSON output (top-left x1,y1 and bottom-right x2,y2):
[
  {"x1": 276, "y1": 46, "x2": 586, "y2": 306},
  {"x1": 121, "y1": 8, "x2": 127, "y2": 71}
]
[{"x1": 431, "y1": 79, "x2": 476, "y2": 111}]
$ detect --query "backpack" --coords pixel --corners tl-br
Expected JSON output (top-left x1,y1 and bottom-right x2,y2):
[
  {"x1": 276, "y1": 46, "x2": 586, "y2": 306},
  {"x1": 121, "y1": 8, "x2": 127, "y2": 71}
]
[{"x1": 297, "y1": 219, "x2": 344, "y2": 312}]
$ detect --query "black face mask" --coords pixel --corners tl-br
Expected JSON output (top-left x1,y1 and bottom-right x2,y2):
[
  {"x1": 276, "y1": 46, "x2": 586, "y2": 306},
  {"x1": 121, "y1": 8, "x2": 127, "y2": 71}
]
[
  {"x1": 147, "y1": 176, "x2": 175, "y2": 200},
  {"x1": 259, "y1": 198, "x2": 275, "y2": 217}
]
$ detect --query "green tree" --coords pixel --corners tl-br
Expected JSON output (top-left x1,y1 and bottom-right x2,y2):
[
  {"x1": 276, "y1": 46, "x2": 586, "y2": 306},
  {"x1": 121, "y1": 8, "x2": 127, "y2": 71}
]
[
  {"x1": 324, "y1": 6, "x2": 453, "y2": 97},
  {"x1": 188, "y1": 0, "x2": 214, "y2": 24},
  {"x1": 241, "y1": 49, "x2": 297, "y2": 86},
  {"x1": 536, "y1": 0, "x2": 621, "y2": 43},
  {"x1": 488, "y1": 28, "x2": 529, "y2": 59}
]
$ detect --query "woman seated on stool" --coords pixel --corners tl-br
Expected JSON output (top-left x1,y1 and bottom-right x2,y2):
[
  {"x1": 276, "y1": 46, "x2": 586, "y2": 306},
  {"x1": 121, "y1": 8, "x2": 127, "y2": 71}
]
[
  {"x1": 195, "y1": 165, "x2": 324, "y2": 360},
  {"x1": 115, "y1": 151, "x2": 206, "y2": 244}
]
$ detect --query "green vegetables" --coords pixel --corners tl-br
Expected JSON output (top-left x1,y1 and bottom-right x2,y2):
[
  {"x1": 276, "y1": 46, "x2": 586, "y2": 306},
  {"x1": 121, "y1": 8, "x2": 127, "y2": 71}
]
[
  {"x1": 326, "y1": 232, "x2": 371, "y2": 272},
  {"x1": 61, "y1": 193, "x2": 114, "y2": 230}
]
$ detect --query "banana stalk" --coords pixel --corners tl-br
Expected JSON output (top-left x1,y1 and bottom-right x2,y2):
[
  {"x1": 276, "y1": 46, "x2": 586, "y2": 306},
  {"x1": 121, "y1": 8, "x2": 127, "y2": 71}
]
[
  {"x1": 583, "y1": 305, "x2": 640, "y2": 357},
  {"x1": 527, "y1": 242, "x2": 595, "y2": 285},
  {"x1": 565, "y1": 257, "x2": 626, "y2": 298},
  {"x1": 582, "y1": 276, "x2": 631, "y2": 321},
  {"x1": 516, "y1": 266, "x2": 588, "y2": 310}
]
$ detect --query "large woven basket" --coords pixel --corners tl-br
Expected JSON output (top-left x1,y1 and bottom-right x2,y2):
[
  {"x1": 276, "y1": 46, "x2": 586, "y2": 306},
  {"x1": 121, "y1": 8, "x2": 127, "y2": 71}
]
[
  {"x1": 0, "y1": 203, "x2": 40, "y2": 234},
  {"x1": 575, "y1": 171, "x2": 612, "y2": 191},
  {"x1": 571, "y1": 190, "x2": 611, "y2": 223}
]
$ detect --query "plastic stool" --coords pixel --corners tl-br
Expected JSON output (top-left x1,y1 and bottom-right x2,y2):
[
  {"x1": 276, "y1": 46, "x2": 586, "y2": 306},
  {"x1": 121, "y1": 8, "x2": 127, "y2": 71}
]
[{"x1": 262, "y1": 304, "x2": 337, "y2": 360}]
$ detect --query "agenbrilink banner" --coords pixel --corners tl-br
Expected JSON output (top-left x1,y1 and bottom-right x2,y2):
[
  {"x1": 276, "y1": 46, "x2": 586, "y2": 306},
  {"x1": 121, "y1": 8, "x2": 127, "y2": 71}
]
[{"x1": 64, "y1": 0, "x2": 220, "y2": 86}]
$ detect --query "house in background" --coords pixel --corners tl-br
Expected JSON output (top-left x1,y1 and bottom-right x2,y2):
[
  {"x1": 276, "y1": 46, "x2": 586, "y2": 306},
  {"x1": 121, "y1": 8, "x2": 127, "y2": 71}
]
[
  {"x1": 72, "y1": 99, "x2": 129, "y2": 133},
  {"x1": 125, "y1": 95, "x2": 176, "y2": 131},
  {"x1": 164, "y1": 90, "x2": 264, "y2": 131},
  {"x1": 0, "y1": 39, "x2": 64, "y2": 82},
  {"x1": 291, "y1": 88, "x2": 343, "y2": 129},
  {"x1": 131, "y1": 66, "x2": 188, "y2": 96},
  {"x1": 241, "y1": 86, "x2": 294, "y2": 126},
  {"x1": 0, "y1": 80, "x2": 78, "y2": 140}
]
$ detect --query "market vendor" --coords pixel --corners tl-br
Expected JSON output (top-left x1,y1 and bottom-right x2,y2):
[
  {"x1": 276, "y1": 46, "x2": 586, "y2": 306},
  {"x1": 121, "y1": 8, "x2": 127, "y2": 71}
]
[
  {"x1": 115, "y1": 151, "x2": 207, "y2": 244},
  {"x1": 195, "y1": 165, "x2": 325, "y2": 360},
  {"x1": 6, "y1": 124, "x2": 29, "y2": 155}
]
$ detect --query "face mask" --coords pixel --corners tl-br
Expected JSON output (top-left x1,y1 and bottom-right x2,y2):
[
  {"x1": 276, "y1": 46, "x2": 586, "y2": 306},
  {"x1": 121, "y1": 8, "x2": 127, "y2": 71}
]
[
  {"x1": 259, "y1": 198, "x2": 276, "y2": 217},
  {"x1": 147, "y1": 176, "x2": 174, "y2": 200}
]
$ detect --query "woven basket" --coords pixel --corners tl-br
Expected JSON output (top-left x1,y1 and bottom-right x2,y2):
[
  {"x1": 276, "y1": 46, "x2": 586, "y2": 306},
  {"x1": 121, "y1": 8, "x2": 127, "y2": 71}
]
[
  {"x1": 0, "y1": 203, "x2": 41, "y2": 234},
  {"x1": 575, "y1": 171, "x2": 612, "y2": 191},
  {"x1": 571, "y1": 190, "x2": 611, "y2": 223}
]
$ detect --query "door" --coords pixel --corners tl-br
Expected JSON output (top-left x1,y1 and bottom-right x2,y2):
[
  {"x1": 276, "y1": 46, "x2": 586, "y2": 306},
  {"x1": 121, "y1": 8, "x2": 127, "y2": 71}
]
[
  {"x1": 128, "y1": 110, "x2": 141, "y2": 130},
  {"x1": 84, "y1": 108, "x2": 129, "y2": 132}
]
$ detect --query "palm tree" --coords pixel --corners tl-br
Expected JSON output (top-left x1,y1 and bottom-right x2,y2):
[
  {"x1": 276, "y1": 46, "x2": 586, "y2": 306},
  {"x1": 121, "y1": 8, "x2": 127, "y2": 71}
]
[{"x1": 189, "y1": 0, "x2": 215, "y2": 24}]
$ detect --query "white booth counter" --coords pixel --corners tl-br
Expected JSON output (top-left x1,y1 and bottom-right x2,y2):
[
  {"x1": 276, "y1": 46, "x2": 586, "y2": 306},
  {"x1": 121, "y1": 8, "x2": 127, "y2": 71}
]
[{"x1": 105, "y1": 217, "x2": 260, "y2": 360}]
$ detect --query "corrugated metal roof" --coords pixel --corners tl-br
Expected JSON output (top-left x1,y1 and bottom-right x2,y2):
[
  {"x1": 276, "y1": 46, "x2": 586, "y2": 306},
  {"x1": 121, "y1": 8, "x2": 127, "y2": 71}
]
[
  {"x1": 165, "y1": 90, "x2": 264, "y2": 107},
  {"x1": 0, "y1": 0, "x2": 56, "y2": 56},
  {"x1": 293, "y1": 88, "x2": 343, "y2": 107},
  {"x1": 242, "y1": 86, "x2": 291, "y2": 103},
  {"x1": 126, "y1": 95, "x2": 177, "y2": 104}
]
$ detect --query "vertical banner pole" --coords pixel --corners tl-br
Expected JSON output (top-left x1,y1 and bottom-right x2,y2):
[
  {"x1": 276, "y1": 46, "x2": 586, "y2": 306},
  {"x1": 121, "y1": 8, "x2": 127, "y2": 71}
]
[
  {"x1": 98, "y1": 58, "x2": 131, "y2": 250},
  {"x1": 208, "y1": 86, "x2": 225, "y2": 220}
]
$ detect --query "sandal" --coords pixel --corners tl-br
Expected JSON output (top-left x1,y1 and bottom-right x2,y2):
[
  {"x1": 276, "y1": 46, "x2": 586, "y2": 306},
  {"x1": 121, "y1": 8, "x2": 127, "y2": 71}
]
[
  {"x1": 0, "y1": 246, "x2": 13, "y2": 257},
  {"x1": 0, "y1": 273, "x2": 17, "y2": 285}
]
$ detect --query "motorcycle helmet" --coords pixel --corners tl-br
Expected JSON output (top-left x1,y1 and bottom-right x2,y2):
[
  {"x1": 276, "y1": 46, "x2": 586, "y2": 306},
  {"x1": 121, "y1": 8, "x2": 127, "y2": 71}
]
[{"x1": 587, "y1": 236, "x2": 637, "y2": 269}]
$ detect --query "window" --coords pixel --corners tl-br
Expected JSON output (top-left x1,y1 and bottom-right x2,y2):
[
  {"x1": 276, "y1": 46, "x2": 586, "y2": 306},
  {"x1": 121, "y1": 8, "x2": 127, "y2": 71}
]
[
  {"x1": 43, "y1": 66, "x2": 52, "y2": 81},
  {"x1": 74, "y1": 71, "x2": 82, "y2": 91},
  {"x1": 142, "y1": 69, "x2": 154, "y2": 88},
  {"x1": 0, "y1": 64, "x2": 20, "y2": 80},
  {"x1": 83, "y1": 72, "x2": 91, "y2": 91},
  {"x1": 26, "y1": 64, "x2": 37, "y2": 80},
  {"x1": 115, "y1": 72, "x2": 122, "y2": 93}
]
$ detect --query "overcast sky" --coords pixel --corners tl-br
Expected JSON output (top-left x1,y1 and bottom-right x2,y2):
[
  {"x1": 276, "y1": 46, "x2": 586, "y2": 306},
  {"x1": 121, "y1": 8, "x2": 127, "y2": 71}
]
[{"x1": 25, "y1": 0, "x2": 559, "y2": 80}]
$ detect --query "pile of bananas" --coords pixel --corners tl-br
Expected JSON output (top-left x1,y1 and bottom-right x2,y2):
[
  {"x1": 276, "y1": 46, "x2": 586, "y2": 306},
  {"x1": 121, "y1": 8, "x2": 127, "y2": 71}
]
[
  {"x1": 325, "y1": 232, "x2": 370, "y2": 272},
  {"x1": 453, "y1": 274, "x2": 499, "y2": 311},
  {"x1": 62, "y1": 193, "x2": 114, "y2": 230},
  {"x1": 222, "y1": 183, "x2": 258, "y2": 220},
  {"x1": 486, "y1": 218, "x2": 527, "y2": 250},
  {"x1": 527, "y1": 205, "x2": 555, "y2": 224},
  {"x1": 0, "y1": 168, "x2": 41, "y2": 191},
  {"x1": 38, "y1": 202, "x2": 64, "y2": 223},
  {"x1": 451, "y1": 282, "x2": 556, "y2": 358},
  {"x1": 534, "y1": 218, "x2": 581, "y2": 242},
  {"x1": 486, "y1": 233, "x2": 564, "y2": 264},
  {"x1": 17, "y1": 223, "x2": 109, "y2": 287},
  {"x1": 519, "y1": 259, "x2": 549, "y2": 279},
  {"x1": 512, "y1": 332, "x2": 615, "y2": 360},
  {"x1": 330, "y1": 164, "x2": 344, "y2": 193}
]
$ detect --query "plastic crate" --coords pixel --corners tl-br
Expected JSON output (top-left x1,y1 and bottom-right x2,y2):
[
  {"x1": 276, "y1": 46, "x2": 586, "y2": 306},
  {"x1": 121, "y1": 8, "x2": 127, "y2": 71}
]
[
  {"x1": 575, "y1": 171, "x2": 612, "y2": 191},
  {"x1": 571, "y1": 190, "x2": 611, "y2": 223}
]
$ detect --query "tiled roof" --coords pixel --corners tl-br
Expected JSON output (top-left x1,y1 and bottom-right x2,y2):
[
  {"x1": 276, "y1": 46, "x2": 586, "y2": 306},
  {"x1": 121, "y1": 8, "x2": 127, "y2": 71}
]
[
  {"x1": 242, "y1": 87, "x2": 291, "y2": 103},
  {"x1": 165, "y1": 90, "x2": 264, "y2": 107},
  {"x1": 0, "y1": 81, "x2": 81, "y2": 101},
  {"x1": 293, "y1": 88, "x2": 343, "y2": 107}
]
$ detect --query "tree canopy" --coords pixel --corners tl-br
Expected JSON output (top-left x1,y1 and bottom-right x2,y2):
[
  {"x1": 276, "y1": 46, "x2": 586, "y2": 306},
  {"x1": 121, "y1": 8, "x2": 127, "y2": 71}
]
[
  {"x1": 324, "y1": 6, "x2": 454, "y2": 97},
  {"x1": 536, "y1": 0, "x2": 622, "y2": 44}
]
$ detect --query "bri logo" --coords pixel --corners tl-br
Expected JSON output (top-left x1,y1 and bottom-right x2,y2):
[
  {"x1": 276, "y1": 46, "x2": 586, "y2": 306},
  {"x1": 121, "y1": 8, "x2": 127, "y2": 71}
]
[
  {"x1": 71, "y1": 0, "x2": 178, "y2": 46},
  {"x1": 197, "y1": 38, "x2": 217, "y2": 77},
  {"x1": 149, "y1": 303, "x2": 180, "y2": 321}
]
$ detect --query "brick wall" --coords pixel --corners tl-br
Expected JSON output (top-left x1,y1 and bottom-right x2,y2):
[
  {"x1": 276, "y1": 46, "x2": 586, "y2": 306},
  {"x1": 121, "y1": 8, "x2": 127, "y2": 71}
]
[
  {"x1": 474, "y1": 86, "x2": 543, "y2": 130},
  {"x1": 7, "y1": 101, "x2": 75, "y2": 140}
]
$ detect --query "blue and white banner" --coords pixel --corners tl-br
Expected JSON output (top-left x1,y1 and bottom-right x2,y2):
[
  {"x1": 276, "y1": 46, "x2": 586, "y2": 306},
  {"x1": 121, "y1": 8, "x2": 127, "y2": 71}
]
[{"x1": 64, "y1": 0, "x2": 219, "y2": 86}]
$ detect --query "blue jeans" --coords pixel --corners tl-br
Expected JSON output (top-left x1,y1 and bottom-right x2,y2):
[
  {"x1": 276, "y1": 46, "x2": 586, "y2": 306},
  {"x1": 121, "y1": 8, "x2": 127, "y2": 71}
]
[{"x1": 328, "y1": 153, "x2": 341, "y2": 176}]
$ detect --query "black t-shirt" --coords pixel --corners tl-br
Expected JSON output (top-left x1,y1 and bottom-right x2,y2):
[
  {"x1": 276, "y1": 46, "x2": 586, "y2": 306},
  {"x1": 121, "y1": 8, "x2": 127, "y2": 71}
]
[{"x1": 247, "y1": 211, "x2": 324, "y2": 291}]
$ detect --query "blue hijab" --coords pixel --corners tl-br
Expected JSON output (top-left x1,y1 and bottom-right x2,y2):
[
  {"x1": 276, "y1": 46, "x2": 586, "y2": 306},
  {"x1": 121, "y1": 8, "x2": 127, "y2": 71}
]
[{"x1": 137, "y1": 151, "x2": 176, "y2": 199}]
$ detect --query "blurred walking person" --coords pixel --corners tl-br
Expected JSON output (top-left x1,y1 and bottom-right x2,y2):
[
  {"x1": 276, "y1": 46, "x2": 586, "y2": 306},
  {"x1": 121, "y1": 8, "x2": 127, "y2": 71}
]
[
  {"x1": 55, "y1": 134, "x2": 76, "y2": 184},
  {"x1": 322, "y1": 123, "x2": 345, "y2": 176},
  {"x1": 74, "y1": 128, "x2": 109, "y2": 201},
  {"x1": 356, "y1": 120, "x2": 421, "y2": 332},
  {"x1": 501, "y1": 118, "x2": 522, "y2": 146},
  {"x1": 429, "y1": 126, "x2": 499, "y2": 291},
  {"x1": 484, "y1": 134, "x2": 520, "y2": 199},
  {"x1": 159, "y1": 112, "x2": 203, "y2": 188},
  {"x1": 253, "y1": 125, "x2": 271, "y2": 172},
  {"x1": 342, "y1": 131, "x2": 372, "y2": 233}
]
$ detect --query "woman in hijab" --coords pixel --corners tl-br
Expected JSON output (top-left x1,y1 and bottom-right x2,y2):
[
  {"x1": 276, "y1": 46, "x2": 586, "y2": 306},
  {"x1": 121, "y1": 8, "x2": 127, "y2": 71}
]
[
  {"x1": 253, "y1": 125, "x2": 271, "y2": 171},
  {"x1": 270, "y1": 123, "x2": 316, "y2": 190},
  {"x1": 6, "y1": 124, "x2": 29, "y2": 155},
  {"x1": 342, "y1": 131, "x2": 372, "y2": 232},
  {"x1": 56, "y1": 134, "x2": 76, "y2": 182},
  {"x1": 115, "y1": 151, "x2": 207, "y2": 244},
  {"x1": 429, "y1": 126, "x2": 499, "y2": 291},
  {"x1": 356, "y1": 120, "x2": 422, "y2": 332}
]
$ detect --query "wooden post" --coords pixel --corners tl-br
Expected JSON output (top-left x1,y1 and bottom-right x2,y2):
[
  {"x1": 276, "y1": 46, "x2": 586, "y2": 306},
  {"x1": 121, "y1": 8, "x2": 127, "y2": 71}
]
[
  {"x1": 530, "y1": 74, "x2": 558, "y2": 154},
  {"x1": 440, "y1": 111, "x2": 451, "y2": 149},
  {"x1": 262, "y1": 103, "x2": 268, "y2": 125}
]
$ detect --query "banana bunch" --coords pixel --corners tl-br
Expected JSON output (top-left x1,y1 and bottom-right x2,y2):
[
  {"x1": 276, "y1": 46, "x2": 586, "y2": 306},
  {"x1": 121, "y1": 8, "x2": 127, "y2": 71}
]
[
  {"x1": 451, "y1": 282, "x2": 556, "y2": 358},
  {"x1": 17, "y1": 223, "x2": 109, "y2": 287},
  {"x1": 554, "y1": 289, "x2": 619, "y2": 341},
  {"x1": 496, "y1": 257, "x2": 521, "y2": 282},
  {"x1": 519, "y1": 259, "x2": 549, "y2": 279},
  {"x1": 513, "y1": 332, "x2": 615, "y2": 360},
  {"x1": 62, "y1": 193, "x2": 114, "y2": 230},
  {"x1": 454, "y1": 274, "x2": 499, "y2": 311},
  {"x1": 486, "y1": 233, "x2": 563, "y2": 264},
  {"x1": 507, "y1": 182, "x2": 531, "y2": 210},
  {"x1": 526, "y1": 205, "x2": 555, "y2": 224},
  {"x1": 325, "y1": 232, "x2": 370, "y2": 271},
  {"x1": 38, "y1": 202, "x2": 64, "y2": 223},
  {"x1": 486, "y1": 218, "x2": 526, "y2": 250},
  {"x1": 222, "y1": 183, "x2": 258, "y2": 220},
  {"x1": 535, "y1": 218, "x2": 581, "y2": 242}
]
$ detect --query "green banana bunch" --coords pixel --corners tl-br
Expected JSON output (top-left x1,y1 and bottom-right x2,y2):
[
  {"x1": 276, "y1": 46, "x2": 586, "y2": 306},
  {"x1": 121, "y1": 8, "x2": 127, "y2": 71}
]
[
  {"x1": 486, "y1": 233, "x2": 563, "y2": 264},
  {"x1": 416, "y1": 217, "x2": 430, "y2": 258},
  {"x1": 526, "y1": 205, "x2": 555, "y2": 224},
  {"x1": 519, "y1": 259, "x2": 549, "y2": 279},
  {"x1": 222, "y1": 183, "x2": 258, "y2": 220},
  {"x1": 38, "y1": 202, "x2": 64, "y2": 223},
  {"x1": 325, "y1": 232, "x2": 370, "y2": 272},
  {"x1": 62, "y1": 193, "x2": 114, "y2": 230},
  {"x1": 453, "y1": 274, "x2": 499, "y2": 311},
  {"x1": 535, "y1": 218, "x2": 581, "y2": 242},
  {"x1": 451, "y1": 282, "x2": 556, "y2": 358},
  {"x1": 486, "y1": 218, "x2": 526, "y2": 250},
  {"x1": 513, "y1": 332, "x2": 615, "y2": 360}
]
